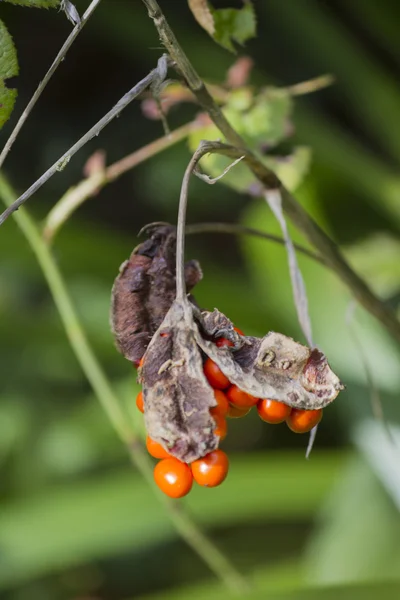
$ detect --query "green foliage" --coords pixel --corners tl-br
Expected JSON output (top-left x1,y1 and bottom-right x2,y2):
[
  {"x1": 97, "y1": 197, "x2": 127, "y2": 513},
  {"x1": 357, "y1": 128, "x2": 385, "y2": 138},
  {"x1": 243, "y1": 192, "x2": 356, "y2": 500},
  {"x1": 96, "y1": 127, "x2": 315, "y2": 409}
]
[
  {"x1": 188, "y1": 0, "x2": 256, "y2": 52},
  {"x1": 1, "y1": 0, "x2": 60, "y2": 7},
  {"x1": 0, "y1": 18, "x2": 18, "y2": 129},
  {"x1": 189, "y1": 86, "x2": 309, "y2": 192}
]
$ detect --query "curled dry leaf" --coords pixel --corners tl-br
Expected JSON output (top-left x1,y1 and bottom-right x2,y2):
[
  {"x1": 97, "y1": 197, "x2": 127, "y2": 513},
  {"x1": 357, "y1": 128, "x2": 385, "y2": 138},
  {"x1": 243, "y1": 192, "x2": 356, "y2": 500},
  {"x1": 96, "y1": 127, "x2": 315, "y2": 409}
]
[
  {"x1": 110, "y1": 224, "x2": 202, "y2": 364},
  {"x1": 195, "y1": 309, "x2": 344, "y2": 410},
  {"x1": 140, "y1": 299, "x2": 219, "y2": 463}
]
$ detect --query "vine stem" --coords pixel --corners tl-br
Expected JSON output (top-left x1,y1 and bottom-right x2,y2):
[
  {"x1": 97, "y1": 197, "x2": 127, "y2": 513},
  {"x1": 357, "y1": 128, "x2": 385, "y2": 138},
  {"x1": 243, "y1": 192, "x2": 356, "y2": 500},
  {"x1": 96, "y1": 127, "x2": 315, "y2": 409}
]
[
  {"x1": 142, "y1": 0, "x2": 400, "y2": 345},
  {"x1": 185, "y1": 222, "x2": 325, "y2": 266},
  {"x1": 0, "y1": 55, "x2": 169, "y2": 226},
  {"x1": 0, "y1": 174, "x2": 248, "y2": 595},
  {"x1": 0, "y1": 0, "x2": 102, "y2": 170}
]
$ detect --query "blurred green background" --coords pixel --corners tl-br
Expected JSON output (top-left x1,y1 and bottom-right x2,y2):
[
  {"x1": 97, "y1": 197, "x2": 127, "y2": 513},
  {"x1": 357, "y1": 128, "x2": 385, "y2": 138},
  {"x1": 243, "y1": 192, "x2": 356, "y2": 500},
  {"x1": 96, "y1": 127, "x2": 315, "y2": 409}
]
[{"x1": 0, "y1": 0, "x2": 400, "y2": 598}]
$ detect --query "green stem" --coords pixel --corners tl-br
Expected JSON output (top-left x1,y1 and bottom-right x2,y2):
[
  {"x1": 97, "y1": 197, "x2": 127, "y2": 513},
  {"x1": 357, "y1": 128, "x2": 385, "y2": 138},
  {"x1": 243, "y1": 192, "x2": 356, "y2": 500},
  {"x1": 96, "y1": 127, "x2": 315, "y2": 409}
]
[{"x1": 0, "y1": 173, "x2": 249, "y2": 595}]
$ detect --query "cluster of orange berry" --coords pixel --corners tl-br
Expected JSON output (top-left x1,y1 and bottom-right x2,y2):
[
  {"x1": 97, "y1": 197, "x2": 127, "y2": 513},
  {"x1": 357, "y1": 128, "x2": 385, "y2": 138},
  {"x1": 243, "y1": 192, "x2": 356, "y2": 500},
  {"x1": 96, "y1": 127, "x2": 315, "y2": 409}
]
[{"x1": 135, "y1": 327, "x2": 323, "y2": 499}]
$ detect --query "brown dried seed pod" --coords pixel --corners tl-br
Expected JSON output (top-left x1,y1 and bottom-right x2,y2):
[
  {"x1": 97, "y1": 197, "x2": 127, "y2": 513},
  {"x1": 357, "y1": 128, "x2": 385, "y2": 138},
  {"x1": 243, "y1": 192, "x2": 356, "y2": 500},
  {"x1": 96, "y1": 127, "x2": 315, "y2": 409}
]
[
  {"x1": 110, "y1": 224, "x2": 202, "y2": 363},
  {"x1": 194, "y1": 309, "x2": 344, "y2": 410},
  {"x1": 140, "y1": 299, "x2": 219, "y2": 463}
]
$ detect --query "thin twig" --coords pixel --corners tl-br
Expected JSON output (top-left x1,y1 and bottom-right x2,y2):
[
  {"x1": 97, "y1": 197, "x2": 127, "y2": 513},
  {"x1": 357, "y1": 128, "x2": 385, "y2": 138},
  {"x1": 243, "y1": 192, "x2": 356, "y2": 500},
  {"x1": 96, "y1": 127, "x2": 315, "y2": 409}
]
[
  {"x1": 43, "y1": 121, "x2": 201, "y2": 242},
  {"x1": 0, "y1": 0, "x2": 102, "y2": 170},
  {"x1": 142, "y1": 0, "x2": 400, "y2": 345},
  {"x1": 285, "y1": 74, "x2": 335, "y2": 96},
  {"x1": 0, "y1": 55, "x2": 169, "y2": 226},
  {"x1": 185, "y1": 222, "x2": 325, "y2": 265},
  {"x1": 0, "y1": 173, "x2": 249, "y2": 594}
]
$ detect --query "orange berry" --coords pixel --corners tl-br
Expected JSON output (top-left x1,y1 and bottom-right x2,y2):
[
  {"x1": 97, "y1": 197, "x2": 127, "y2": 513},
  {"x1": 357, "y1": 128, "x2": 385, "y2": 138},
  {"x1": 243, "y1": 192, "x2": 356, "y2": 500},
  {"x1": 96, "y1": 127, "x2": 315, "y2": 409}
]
[
  {"x1": 215, "y1": 326, "x2": 244, "y2": 348},
  {"x1": 191, "y1": 450, "x2": 229, "y2": 487},
  {"x1": 212, "y1": 413, "x2": 227, "y2": 440},
  {"x1": 146, "y1": 436, "x2": 171, "y2": 459},
  {"x1": 136, "y1": 391, "x2": 144, "y2": 413},
  {"x1": 286, "y1": 408, "x2": 323, "y2": 433},
  {"x1": 227, "y1": 404, "x2": 251, "y2": 418},
  {"x1": 226, "y1": 385, "x2": 258, "y2": 408},
  {"x1": 210, "y1": 390, "x2": 230, "y2": 417},
  {"x1": 204, "y1": 358, "x2": 230, "y2": 389},
  {"x1": 257, "y1": 398, "x2": 292, "y2": 424},
  {"x1": 154, "y1": 458, "x2": 193, "y2": 498}
]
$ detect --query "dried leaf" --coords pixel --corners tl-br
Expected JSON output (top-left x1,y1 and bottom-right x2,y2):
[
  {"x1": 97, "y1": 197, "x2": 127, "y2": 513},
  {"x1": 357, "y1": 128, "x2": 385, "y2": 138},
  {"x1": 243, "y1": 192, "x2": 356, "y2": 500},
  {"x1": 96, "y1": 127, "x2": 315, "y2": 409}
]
[
  {"x1": 61, "y1": 0, "x2": 80, "y2": 25},
  {"x1": 188, "y1": 0, "x2": 215, "y2": 36},
  {"x1": 195, "y1": 309, "x2": 343, "y2": 410},
  {"x1": 110, "y1": 224, "x2": 202, "y2": 364},
  {"x1": 140, "y1": 299, "x2": 219, "y2": 463}
]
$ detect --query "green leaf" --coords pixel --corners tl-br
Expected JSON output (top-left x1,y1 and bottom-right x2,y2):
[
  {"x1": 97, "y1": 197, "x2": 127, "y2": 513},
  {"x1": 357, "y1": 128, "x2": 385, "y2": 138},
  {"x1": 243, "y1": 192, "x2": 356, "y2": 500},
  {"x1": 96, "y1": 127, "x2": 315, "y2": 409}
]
[
  {"x1": 1, "y1": 0, "x2": 60, "y2": 7},
  {"x1": 189, "y1": 1, "x2": 256, "y2": 52},
  {"x1": 0, "y1": 19, "x2": 18, "y2": 129},
  {"x1": 211, "y1": 2, "x2": 256, "y2": 52},
  {"x1": 263, "y1": 147, "x2": 312, "y2": 192}
]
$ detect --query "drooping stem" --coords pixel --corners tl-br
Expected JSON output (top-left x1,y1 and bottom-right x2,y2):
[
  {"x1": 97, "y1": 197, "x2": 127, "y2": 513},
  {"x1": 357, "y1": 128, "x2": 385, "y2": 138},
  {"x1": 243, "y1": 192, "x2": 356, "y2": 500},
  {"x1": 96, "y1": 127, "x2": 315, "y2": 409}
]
[
  {"x1": 0, "y1": 55, "x2": 169, "y2": 227},
  {"x1": 0, "y1": 0, "x2": 102, "y2": 170},
  {"x1": 176, "y1": 141, "x2": 243, "y2": 301},
  {"x1": 175, "y1": 148, "x2": 202, "y2": 300},
  {"x1": 142, "y1": 0, "x2": 400, "y2": 344}
]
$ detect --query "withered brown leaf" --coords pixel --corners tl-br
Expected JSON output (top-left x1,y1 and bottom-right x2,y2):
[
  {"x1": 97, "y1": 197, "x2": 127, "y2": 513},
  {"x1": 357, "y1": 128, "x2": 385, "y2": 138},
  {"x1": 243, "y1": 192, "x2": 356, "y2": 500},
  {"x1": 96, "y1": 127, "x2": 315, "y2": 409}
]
[
  {"x1": 140, "y1": 299, "x2": 219, "y2": 463},
  {"x1": 110, "y1": 224, "x2": 202, "y2": 364},
  {"x1": 195, "y1": 309, "x2": 343, "y2": 410}
]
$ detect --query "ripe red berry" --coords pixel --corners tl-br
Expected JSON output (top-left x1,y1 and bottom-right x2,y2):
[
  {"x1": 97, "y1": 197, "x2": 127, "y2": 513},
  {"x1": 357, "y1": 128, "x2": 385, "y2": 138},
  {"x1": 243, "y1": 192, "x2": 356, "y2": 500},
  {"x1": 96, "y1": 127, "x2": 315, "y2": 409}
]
[
  {"x1": 215, "y1": 326, "x2": 244, "y2": 348},
  {"x1": 191, "y1": 449, "x2": 229, "y2": 487},
  {"x1": 257, "y1": 398, "x2": 292, "y2": 424},
  {"x1": 204, "y1": 358, "x2": 230, "y2": 389},
  {"x1": 136, "y1": 391, "x2": 144, "y2": 413},
  {"x1": 146, "y1": 436, "x2": 171, "y2": 459},
  {"x1": 212, "y1": 413, "x2": 227, "y2": 440},
  {"x1": 210, "y1": 390, "x2": 230, "y2": 417},
  {"x1": 227, "y1": 404, "x2": 251, "y2": 418},
  {"x1": 226, "y1": 385, "x2": 259, "y2": 408},
  {"x1": 154, "y1": 458, "x2": 193, "y2": 498},
  {"x1": 286, "y1": 408, "x2": 323, "y2": 433}
]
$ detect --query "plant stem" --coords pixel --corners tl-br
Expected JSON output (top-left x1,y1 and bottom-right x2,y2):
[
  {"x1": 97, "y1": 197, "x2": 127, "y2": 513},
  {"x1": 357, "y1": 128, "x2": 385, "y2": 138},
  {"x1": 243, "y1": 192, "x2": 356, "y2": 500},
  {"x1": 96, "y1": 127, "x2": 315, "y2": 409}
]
[
  {"x1": 43, "y1": 121, "x2": 200, "y2": 242},
  {"x1": 0, "y1": 0, "x2": 102, "y2": 170},
  {"x1": 0, "y1": 173, "x2": 248, "y2": 595},
  {"x1": 176, "y1": 144, "x2": 209, "y2": 300},
  {"x1": 142, "y1": 0, "x2": 400, "y2": 344},
  {"x1": 0, "y1": 55, "x2": 169, "y2": 227},
  {"x1": 185, "y1": 222, "x2": 325, "y2": 266}
]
